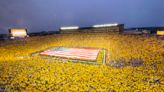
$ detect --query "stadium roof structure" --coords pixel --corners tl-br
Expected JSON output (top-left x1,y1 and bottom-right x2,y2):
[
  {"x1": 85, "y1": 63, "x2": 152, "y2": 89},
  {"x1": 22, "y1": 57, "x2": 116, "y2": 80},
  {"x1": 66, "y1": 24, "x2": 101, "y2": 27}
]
[
  {"x1": 93, "y1": 23, "x2": 119, "y2": 28},
  {"x1": 60, "y1": 23, "x2": 120, "y2": 30},
  {"x1": 59, "y1": 23, "x2": 124, "y2": 34},
  {"x1": 60, "y1": 23, "x2": 123, "y2": 30}
]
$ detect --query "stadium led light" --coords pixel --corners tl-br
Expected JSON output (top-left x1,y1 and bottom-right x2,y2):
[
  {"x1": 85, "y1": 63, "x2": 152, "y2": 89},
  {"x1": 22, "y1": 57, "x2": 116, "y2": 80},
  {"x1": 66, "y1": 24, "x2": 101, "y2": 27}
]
[
  {"x1": 93, "y1": 23, "x2": 118, "y2": 28},
  {"x1": 60, "y1": 26, "x2": 79, "y2": 30}
]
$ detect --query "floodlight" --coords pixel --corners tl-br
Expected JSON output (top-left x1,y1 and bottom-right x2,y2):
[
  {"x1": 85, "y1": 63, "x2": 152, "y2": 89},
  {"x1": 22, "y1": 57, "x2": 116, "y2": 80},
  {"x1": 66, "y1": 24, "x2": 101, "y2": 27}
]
[
  {"x1": 93, "y1": 23, "x2": 118, "y2": 28},
  {"x1": 9, "y1": 28, "x2": 28, "y2": 39},
  {"x1": 60, "y1": 26, "x2": 79, "y2": 30}
]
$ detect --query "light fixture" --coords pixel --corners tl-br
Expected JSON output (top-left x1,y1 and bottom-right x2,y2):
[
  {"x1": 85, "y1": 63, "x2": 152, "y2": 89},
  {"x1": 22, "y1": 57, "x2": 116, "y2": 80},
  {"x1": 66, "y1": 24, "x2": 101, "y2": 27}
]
[
  {"x1": 60, "y1": 26, "x2": 79, "y2": 30},
  {"x1": 93, "y1": 23, "x2": 118, "y2": 28}
]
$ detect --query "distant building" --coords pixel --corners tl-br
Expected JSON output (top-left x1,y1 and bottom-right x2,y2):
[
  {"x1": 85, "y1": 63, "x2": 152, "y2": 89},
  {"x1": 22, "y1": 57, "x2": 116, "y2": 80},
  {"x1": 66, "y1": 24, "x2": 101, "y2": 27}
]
[{"x1": 125, "y1": 27, "x2": 164, "y2": 34}]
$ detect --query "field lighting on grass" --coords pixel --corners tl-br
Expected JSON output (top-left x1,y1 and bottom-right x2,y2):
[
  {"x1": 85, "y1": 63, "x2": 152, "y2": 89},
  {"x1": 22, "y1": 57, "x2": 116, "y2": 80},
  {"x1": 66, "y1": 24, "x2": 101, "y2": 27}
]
[
  {"x1": 9, "y1": 28, "x2": 29, "y2": 39},
  {"x1": 60, "y1": 26, "x2": 79, "y2": 30},
  {"x1": 93, "y1": 23, "x2": 119, "y2": 28}
]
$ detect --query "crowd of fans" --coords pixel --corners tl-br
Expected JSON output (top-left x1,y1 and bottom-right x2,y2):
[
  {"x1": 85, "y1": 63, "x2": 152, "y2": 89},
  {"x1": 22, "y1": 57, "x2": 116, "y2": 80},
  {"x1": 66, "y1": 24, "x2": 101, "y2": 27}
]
[{"x1": 0, "y1": 33, "x2": 163, "y2": 91}]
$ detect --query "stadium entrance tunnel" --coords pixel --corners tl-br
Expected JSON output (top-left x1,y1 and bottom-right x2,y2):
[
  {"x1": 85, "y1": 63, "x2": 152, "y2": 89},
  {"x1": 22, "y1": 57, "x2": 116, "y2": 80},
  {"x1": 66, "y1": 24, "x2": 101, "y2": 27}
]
[{"x1": 31, "y1": 47, "x2": 107, "y2": 65}]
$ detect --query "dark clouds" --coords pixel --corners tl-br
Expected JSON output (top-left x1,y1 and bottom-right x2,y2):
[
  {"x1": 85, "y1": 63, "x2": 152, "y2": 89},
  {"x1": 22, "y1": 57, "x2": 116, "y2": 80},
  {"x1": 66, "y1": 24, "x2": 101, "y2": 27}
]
[{"x1": 0, "y1": 0, "x2": 164, "y2": 33}]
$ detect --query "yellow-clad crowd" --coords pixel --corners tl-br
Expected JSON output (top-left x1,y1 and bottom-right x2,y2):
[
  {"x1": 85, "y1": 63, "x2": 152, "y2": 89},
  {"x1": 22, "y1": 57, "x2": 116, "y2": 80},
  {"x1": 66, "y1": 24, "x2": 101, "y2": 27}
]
[{"x1": 0, "y1": 33, "x2": 163, "y2": 91}]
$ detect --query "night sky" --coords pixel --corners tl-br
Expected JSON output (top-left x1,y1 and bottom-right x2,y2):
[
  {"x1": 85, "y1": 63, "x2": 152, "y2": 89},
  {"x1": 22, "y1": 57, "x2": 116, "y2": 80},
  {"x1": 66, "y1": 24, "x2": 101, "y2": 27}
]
[{"x1": 0, "y1": 0, "x2": 164, "y2": 33}]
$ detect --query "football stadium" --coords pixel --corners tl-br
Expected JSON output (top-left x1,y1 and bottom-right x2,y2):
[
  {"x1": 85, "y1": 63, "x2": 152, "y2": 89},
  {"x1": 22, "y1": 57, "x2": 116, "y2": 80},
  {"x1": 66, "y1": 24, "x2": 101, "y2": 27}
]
[
  {"x1": 0, "y1": 23, "x2": 164, "y2": 91},
  {"x1": 0, "y1": 0, "x2": 164, "y2": 91}
]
